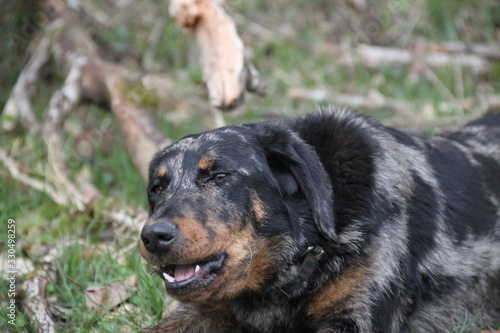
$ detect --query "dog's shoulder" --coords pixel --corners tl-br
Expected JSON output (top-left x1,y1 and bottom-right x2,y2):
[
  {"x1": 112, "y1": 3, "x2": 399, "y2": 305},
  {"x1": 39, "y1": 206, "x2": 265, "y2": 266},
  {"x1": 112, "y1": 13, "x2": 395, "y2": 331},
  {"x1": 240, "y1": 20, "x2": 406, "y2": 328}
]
[
  {"x1": 441, "y1": 113, "x2": 500, "y2": 148},
  {"x1": 462, "y1": 113, "x2": 500, "y2": 129}
]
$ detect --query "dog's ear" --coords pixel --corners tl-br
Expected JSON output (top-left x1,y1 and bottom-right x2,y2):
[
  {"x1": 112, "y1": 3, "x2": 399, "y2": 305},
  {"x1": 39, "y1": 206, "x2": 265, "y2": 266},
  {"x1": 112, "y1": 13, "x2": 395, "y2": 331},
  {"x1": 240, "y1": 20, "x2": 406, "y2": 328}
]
[{"x1": 253, "y1": 122, "x2": 337, "y2": 241}]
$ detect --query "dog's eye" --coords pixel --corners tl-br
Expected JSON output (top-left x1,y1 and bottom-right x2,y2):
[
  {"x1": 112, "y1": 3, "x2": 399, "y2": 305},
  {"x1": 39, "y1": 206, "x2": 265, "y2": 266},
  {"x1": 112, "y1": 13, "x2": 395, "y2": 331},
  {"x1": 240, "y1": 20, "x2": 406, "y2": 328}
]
[
  {"x1": 201, "y1": 172, "x2": 229, "y2": 187},
  {"x1": 213, "y1": 173, "x2": 228, "y2": 181},
  {"x1": 198, "y1": 172, "x2": 230, "y2": 188},
  {"x1": 150, "y1": 185, "x2": 163, "y2": 195}
]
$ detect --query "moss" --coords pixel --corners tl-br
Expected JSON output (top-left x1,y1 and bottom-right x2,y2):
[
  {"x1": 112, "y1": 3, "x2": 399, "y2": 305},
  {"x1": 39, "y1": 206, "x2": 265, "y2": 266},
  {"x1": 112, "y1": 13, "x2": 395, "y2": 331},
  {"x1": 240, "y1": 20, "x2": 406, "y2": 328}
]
[{"x1": 120, "y1": 81, "x2": 161, "y2": 110}]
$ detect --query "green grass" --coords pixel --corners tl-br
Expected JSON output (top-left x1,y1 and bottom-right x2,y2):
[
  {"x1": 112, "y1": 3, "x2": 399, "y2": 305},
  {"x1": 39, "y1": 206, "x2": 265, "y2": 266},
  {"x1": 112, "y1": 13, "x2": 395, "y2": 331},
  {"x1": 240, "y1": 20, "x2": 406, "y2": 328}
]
[
  {"x1": 1, "y1": 0, "x2": 499, "y2": 331},
  {"x1": 45, "y1": 243, "x2": 164, "y2": 332},
  {"x1": 0, "y1": 240, "x2": 166, "y2": 332}
]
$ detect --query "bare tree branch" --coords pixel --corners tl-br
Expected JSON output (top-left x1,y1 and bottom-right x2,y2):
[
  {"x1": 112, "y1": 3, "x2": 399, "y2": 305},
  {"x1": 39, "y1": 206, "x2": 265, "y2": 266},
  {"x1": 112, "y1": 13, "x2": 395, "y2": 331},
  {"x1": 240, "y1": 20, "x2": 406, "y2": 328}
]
[
  {"x1": 2, "y1": 20, "x2": 62, "y2": 132},
  {"x1": 0, "y1": 148, "x2": 70, "y2": 206},
  {"x1": 43, "y1": 55, "x2": 101, "y2": 211}
]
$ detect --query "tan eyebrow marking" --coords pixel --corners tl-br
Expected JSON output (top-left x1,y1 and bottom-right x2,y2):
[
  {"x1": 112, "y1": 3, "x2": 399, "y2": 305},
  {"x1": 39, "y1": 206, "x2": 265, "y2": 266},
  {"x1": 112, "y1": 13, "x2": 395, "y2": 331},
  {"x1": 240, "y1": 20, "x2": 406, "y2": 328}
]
[
  {"x1": 198, "y1": 151, "x2": 217, "y2": 170},
  {"x1": 157, "y1": 165, "x2": 167, "y2": 177}
]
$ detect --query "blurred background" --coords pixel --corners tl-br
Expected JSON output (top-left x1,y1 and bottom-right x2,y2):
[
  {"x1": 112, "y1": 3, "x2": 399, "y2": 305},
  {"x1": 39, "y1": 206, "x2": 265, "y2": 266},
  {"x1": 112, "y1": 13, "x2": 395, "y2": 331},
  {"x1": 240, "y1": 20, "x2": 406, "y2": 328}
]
[{"x1": 1, "y1": 0, "x2": 499, "y2": 331}]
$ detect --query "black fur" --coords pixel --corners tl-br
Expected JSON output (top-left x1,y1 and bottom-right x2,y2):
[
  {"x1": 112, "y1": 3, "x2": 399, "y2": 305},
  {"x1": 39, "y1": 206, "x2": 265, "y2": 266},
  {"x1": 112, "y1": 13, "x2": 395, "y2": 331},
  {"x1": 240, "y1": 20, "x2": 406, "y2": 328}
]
[{"x1": 140, "y1": 110, "x2": 500, "y2": 333}]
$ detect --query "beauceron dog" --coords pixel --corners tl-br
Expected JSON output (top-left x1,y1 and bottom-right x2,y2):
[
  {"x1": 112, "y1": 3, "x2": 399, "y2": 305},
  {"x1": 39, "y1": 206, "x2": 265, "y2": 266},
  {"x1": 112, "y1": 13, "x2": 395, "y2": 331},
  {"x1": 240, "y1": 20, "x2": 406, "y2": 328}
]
[{"x1": 140, "y1": 110, "x2": 500, "y2": 332}]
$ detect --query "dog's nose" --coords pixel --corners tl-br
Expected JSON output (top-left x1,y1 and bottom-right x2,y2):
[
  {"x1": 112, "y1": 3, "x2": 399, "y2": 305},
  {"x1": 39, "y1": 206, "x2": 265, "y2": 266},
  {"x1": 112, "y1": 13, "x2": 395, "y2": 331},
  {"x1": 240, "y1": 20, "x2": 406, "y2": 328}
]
[{"x1": 141, "y1": 220, "x2": 178, "y2": 254}]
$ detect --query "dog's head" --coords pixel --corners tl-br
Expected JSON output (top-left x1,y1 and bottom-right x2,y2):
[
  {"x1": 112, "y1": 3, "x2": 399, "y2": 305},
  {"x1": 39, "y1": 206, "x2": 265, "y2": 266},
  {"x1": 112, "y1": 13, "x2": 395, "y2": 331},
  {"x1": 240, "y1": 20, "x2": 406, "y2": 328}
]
[{"x1": 139, "y1": 122, "x2": 336, "y2": 303}]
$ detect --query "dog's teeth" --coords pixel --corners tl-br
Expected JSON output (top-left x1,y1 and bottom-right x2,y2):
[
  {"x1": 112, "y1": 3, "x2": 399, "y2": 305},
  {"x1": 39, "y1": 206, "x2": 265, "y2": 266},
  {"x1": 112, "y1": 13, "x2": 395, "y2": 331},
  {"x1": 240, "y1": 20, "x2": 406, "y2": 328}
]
[
  {"x1": 195, "y1": 265, "x2": 201, "y2": 273},
  {"x1": 163, "y1": 272, "x2": 176, "y2": 283}
]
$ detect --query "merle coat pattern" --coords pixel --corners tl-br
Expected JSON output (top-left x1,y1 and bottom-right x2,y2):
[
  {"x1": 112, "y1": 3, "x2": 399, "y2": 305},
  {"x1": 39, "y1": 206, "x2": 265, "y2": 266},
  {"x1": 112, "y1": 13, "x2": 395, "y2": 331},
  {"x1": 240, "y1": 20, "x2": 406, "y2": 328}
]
[{"x1": 139, "y1": 110, "x2": 500, "y2": 333}]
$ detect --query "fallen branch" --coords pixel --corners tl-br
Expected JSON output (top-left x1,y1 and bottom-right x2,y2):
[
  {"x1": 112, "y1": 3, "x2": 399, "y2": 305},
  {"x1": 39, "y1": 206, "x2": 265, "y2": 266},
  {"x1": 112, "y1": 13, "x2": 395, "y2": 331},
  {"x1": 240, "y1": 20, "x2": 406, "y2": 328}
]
[
  {"x1": 356, "y1": 44, "x2": 491, "y2": 75},
  {"x1": 287, "y1": 88, "x2": 499, "y2": 125},
  {"x1": 169, "y1": 0, "x2": 266, "y2": 110},
  {"x1": 3, "y1": 0, "x2": 169, "y2": 179},
  {"x1": 43, "y1": 55, "x2": 101, "y2": 211},
  {"x1": 435, "y1": 41, "x2": 500, "y2": 61},
  {"x1": 21, "y1": 247, "x2": 59, "y2": 333},
  {"x1": 0, "y1": 148, "x2": 72, "y2": 207},
  {"x1": 105, "y1": 70, "x2": 170, "y2": 177},
  {"x1": 0, "y1": 147, "x2": 145, "y2": 233}
]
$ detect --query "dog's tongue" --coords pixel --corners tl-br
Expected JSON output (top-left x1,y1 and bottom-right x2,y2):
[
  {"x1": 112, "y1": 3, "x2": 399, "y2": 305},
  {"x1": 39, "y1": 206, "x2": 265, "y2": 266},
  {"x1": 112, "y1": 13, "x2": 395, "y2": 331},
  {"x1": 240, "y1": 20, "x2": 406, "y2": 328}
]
[{"x1": 175, "y1": 265, "x2": 196, "y2": 281}]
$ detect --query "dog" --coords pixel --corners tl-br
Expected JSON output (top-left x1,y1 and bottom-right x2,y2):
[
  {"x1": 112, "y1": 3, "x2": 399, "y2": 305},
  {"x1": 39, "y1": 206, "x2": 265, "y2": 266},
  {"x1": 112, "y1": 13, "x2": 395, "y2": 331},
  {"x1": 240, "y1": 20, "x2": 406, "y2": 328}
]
[{"x1": 139, "y1": 109, "x2": 500, "y2": 332}]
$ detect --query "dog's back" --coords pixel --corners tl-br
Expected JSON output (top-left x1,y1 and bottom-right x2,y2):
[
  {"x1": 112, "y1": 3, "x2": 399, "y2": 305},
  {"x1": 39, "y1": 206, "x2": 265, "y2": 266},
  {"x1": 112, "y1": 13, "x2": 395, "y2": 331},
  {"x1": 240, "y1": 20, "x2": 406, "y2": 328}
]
[
  {"x1": 442, "y1": 114, "x2": 500, "y2": 200},
  {"x1": 293, "y1": 112, "x2": 500, "y2": 332},
  {"x1": 408, "y1": 115, "x2": 500, "y2": 331}
]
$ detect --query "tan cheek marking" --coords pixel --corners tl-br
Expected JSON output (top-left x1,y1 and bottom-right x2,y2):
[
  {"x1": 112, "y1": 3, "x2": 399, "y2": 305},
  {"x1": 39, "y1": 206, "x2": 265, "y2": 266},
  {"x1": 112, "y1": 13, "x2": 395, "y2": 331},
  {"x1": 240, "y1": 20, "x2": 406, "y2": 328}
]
[
  {"x1": 175, "y1": 217, "x2": 214, "y2": 252},
  {"x1": 251, "y1": 191, "x2": 268, "y2": 221},
  {"x1": 157, "y1": 166, "x2": 167, "y2": 177},
  {"x1": 213, "y1": 226, "x2": 276, "y2": 299},
  {"x1": 244, "y1": 239, "x2": 275, "y2": 287},
  {"x1": 307, "y1": 265, "x2": 370, "y2": 318}
]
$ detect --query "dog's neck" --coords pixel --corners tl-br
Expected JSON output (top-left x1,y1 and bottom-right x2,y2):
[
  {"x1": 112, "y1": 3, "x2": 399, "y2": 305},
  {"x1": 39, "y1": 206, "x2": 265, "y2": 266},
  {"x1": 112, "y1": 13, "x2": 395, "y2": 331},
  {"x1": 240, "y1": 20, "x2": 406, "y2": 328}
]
[{"x1": 225, "y1": 244, "x2": 327, "y2": 332}]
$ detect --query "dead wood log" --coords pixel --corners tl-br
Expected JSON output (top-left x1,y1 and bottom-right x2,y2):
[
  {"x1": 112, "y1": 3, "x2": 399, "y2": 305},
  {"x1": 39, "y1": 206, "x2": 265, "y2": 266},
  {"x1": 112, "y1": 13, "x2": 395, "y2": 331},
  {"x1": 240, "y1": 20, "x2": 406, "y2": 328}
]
[
  {"x1": 169, "y1": 0, "x2": 266, "y2": 111},
  {"x1": 356, "y1": 44, "x2": 491, "y2": 75}
]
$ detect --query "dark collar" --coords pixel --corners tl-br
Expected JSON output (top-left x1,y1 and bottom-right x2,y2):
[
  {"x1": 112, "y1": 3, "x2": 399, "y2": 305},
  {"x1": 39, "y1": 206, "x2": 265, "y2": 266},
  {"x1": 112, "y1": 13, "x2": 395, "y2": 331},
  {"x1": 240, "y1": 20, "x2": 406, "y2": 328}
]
[
  {"x1": 274, "y1": 244, "x2": 326, "y2": 298},
  {"x1": 294, "y1": 244, "x2": 326, "y2": 283},
  {"x1": 303, "y1": 244, "x2": 325, "y2": 261}
]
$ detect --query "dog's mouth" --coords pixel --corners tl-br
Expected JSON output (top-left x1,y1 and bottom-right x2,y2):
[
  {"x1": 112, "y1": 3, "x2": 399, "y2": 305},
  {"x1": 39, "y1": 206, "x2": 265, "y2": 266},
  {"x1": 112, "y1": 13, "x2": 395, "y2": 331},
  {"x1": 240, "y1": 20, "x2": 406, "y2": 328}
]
[{"x1": 154, "y1": 254, "x2": 225, "y2": 290}]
